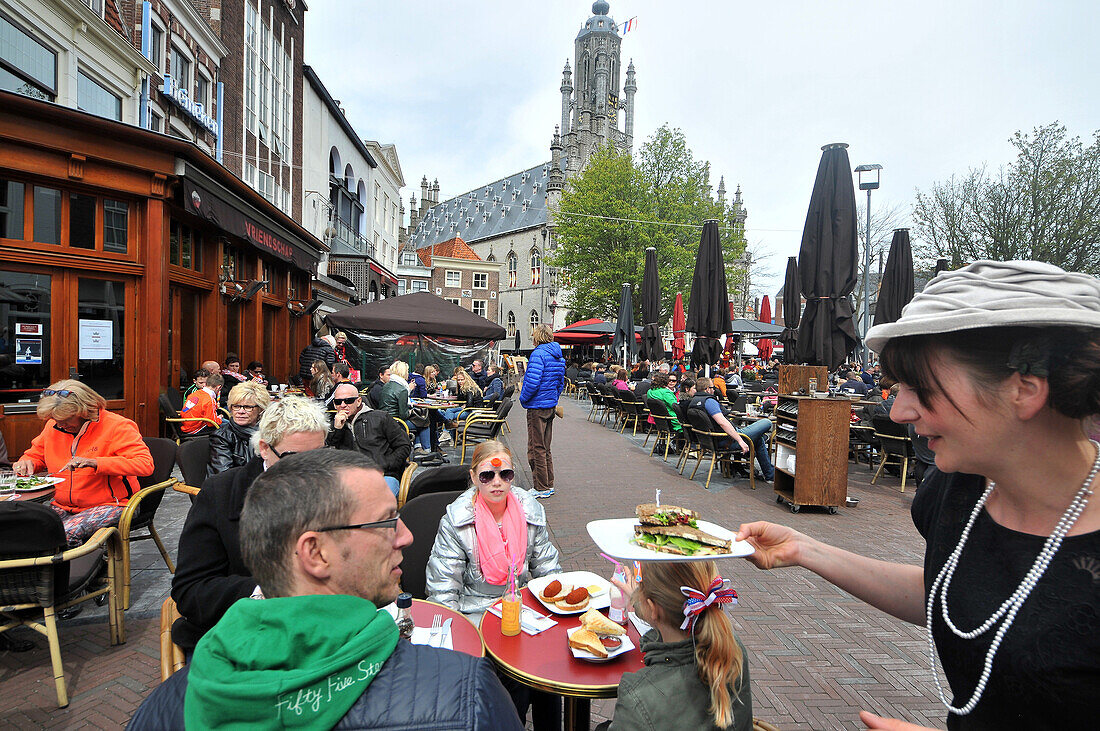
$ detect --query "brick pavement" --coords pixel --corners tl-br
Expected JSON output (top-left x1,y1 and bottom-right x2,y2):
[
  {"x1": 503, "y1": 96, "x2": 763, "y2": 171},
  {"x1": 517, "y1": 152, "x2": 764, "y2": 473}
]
[{"x1": 1, "y1": 396, "x2": 946, "y2": 730}]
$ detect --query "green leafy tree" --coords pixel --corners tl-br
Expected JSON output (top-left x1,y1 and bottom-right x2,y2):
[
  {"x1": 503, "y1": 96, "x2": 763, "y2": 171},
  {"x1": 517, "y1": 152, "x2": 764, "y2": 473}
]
[
  {"x1": 913, "y1": 122, "x2": 1100, "y2": 275},
  {"x1": 550, "y1": 125, "x2": 747, "y2": 327}
]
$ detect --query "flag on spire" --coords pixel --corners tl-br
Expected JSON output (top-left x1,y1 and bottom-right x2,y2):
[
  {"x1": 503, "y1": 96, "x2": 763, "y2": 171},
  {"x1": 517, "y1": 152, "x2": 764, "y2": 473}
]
[{"x1": 622, "y1": 16, "x2": 638, "y2": 34}]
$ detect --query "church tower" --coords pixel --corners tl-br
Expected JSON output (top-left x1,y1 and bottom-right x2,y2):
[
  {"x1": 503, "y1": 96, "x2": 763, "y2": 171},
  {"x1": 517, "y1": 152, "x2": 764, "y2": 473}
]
[{"x1": 558, "y1": 1, "x2": 634, "y2": 180}]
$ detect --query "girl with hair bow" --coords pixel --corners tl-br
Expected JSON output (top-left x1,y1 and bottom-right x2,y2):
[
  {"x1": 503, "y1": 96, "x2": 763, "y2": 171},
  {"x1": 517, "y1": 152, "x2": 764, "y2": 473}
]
[{"x1": 600, "y1": 561, "x2": 753, "y2": 731}]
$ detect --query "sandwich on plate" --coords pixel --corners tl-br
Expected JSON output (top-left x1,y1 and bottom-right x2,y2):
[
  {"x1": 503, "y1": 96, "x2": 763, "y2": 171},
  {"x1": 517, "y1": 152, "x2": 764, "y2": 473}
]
[
  {"x1": 568, "y1": 628, "x2": 608, "y2": 658},
  {"x1": 580, "y1": 608, "x2": 624, "y2": 637},
  {"x1": 632, "y1": 504, "x2": 731, "y2": 556}
]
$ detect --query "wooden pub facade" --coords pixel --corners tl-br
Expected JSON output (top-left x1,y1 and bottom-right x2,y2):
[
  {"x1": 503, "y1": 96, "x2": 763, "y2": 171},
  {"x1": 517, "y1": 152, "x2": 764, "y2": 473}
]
[{"x1": 0, "y1": 91, "x2": 324, "y2": 455}]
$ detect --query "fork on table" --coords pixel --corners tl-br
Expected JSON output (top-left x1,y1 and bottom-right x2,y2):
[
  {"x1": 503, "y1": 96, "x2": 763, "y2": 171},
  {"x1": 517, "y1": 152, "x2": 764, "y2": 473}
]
[{"x1": 428, "y1": 614, "x2": 442, "y2": 647}]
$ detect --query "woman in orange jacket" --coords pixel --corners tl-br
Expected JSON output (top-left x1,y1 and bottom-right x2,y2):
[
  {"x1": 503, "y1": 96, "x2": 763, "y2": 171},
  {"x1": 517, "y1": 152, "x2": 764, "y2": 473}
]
[{"x1": 13, "y1": 380, "x2": 154, "y2": 546}]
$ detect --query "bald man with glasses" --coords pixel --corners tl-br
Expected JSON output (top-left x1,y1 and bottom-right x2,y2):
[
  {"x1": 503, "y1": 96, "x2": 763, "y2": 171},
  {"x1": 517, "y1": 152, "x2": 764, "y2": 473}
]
[{"x1": 326, "y1": 382, "x2": 411, "y2": 496}]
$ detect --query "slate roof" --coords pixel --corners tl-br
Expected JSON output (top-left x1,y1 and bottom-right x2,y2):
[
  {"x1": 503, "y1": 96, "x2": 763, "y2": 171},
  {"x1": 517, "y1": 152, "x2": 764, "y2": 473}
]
[
  {"x1": 417, "y1": 236, "x2": 482, "y2": 268},
  {"x1": 407, "y1": 161, "x2": 554, "y2": 250}
]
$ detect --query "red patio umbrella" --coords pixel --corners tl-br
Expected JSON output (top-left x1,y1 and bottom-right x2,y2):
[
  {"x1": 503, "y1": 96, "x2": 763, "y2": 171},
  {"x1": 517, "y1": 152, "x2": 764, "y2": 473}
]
[
  {"x1": 671, "y1": 293, "x2": 686, "y2": 361},
  {"x1": 757, "y1": 296, "x2": 774, "y2": 361},
  {"x1": 722, "y1": 301, "x2": 738, "y2": 361}
]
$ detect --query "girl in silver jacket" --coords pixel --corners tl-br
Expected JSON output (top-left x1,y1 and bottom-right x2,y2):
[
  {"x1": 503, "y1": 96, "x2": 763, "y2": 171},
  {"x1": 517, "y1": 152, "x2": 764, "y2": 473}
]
[{"x1": 425, "y1": 440, "x2": 561, "y2": 618}]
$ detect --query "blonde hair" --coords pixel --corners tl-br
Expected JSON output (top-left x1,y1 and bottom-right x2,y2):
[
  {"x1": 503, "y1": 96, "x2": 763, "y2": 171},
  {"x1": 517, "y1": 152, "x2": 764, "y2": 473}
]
[
  {"x1": 532, "y1": 323, "x2": 554, "y2": 345},
  {"x1": 453, "y1": 367, "x2": 483, "y2": 398},
  {"x1": 389, "y1": 360, "x2": 409, "y2": 379},
  {"x1": 37, "y1": 380, "x2": 105, "y2": 422},
  {"x1": 636, "y1": 561, "x2": 745, "y2": 729},
  {"x1": 251, "y1": 395, "x2": 329, "y2": 451},
  {"x1": 228, "y1": 381, "x2": 271, "y2": 410}
]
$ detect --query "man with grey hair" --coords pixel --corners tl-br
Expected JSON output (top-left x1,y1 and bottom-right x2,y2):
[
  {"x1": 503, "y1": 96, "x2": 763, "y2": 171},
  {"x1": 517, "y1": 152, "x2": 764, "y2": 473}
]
[
  {"x1": 132, "y1": 450, "x2": 519, "y2": 730},
  {"x1": 171, "y1": 396, "x2": 330, "y2": 654}
]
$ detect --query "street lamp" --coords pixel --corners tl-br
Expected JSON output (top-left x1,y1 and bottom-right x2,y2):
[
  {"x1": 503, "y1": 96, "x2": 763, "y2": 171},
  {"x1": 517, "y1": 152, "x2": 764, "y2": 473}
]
[{"x1": 854, "y1": 163, "x2": 881, "y2": 364}]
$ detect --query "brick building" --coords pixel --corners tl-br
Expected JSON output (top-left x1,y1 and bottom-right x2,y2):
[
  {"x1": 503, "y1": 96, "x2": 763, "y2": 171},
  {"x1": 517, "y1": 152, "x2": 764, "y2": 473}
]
[{"x1": 402, "y1": 237, "x2": 501, "y2": 323}]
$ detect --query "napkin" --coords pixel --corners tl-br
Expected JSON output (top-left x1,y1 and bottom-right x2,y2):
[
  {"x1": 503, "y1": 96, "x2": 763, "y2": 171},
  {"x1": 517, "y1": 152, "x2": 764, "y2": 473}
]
[
  {"x1": 486, "y1": 602, "x2": 557, "y2": 635},
  {"x1": 628, "y1": 611, "x2": 653, "y2": 637},
  {"x1": 411, "y1": 625, "x2": 453, "y2": 650}
]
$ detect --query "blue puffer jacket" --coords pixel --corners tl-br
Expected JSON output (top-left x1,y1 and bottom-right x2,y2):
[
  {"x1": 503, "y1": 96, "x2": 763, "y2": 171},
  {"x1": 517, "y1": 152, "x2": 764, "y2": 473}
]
[
  {"x1": 127, "y1": 640, "x2": 522, "y2": 730},
  {"x1": 520, "y1": 341, "x2": 565, "y2": 409}
]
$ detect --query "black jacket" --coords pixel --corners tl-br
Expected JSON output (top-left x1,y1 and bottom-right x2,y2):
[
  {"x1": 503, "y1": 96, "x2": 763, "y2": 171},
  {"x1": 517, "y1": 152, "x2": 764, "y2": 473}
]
[
  {"x1": 127, "y1": 640, "x2": 522, "y2": 730},
  {"x1": 206, "y1": 420, "x2": 257, "y2": 479},
  {"x1": 298, "y1": 337, "x2": 336, "y2": 382},
  {"x1": 170, "y1": 458, "x2": 264, "y2": 652},
  {"x1": 325, "y1": 408, "x2": 411, "y2": 479}
]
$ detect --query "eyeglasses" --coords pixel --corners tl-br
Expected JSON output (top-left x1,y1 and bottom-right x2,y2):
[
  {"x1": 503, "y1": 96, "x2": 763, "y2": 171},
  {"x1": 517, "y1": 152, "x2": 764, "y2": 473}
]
[
  {"x1": 478, "y1": 468, "x2": 515, "y2": 484},
  {"x1": 42, "y1": 389, "x2": 74, "y2": 398},
  {"x1": 230, "y1": 404, "x2": 258, "y2": 411},
  {"x1": 332, "y1": 397, "x2": 359, "y2": 406},
  {"x1": 270, "y1": 446, "x2": 296, "y2": 459},
  {"x1": 315, "y1": 517, "x2": 399, "y2": 533}
]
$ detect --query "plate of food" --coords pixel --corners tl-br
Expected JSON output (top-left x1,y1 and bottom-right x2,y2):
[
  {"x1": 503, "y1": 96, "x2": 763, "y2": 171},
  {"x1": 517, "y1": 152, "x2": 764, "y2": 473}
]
[
  {"x1": 0, "y1": 475, "x2": 66, "y2": 492},
  {"x1": 567, "y1": 609, "x2": 633, "y2": 662},
  {"x1": 586, "y1": 504, "x2": 754, "y2": 561},
  {"x1": 527, "y1": 571, "x2": 611, "y2": 615}
]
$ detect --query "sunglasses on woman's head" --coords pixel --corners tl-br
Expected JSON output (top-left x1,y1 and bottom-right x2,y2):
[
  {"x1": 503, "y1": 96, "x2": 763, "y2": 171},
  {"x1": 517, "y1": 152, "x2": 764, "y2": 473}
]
[
  {"x1": 42, "y1": 389, "x2": 74, "y2": 398},
  {"x1": 478, "y1": 468, "x2": 515, "y2": 484}
]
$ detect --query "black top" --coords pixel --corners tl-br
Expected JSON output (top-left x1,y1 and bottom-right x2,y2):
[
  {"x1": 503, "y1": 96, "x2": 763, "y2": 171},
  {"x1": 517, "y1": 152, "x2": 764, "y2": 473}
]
[{"x1": 912, "y1": 469, "x2": 1100, "y2": 729}]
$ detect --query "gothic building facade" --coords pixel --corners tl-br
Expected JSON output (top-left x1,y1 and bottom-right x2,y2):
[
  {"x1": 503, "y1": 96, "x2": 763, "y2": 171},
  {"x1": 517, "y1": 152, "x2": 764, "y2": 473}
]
[{"x1": 404, "y1": 1, "x2": 638, "y2": 351}]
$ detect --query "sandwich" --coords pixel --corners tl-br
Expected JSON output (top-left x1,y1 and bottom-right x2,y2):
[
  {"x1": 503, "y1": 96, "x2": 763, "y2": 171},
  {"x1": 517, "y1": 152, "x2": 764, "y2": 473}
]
[
  {"x1": 635, "y1": 503, "x2": 699, "y2": 528},
  {"x1": 568, "y1": 628, "x2": 608, "y2": 658},
  {"x1": 556, "y1": 586, "x2": 590, "y2": 611},
  {"x1": 580, "y1": 608, "x2": 625, "y2": 637},
  {"x1": 633, "y1": 503, "x2": 731, "y2": 556},
  {"x1": 540, "y1": 579, "x2": 569, "y2": 603}
]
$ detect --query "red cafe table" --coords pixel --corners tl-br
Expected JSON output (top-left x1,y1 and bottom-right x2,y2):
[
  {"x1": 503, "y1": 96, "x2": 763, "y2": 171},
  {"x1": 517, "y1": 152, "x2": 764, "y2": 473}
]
[
  {"x1": 409, "y1": 598, "x2": 485, "y2": 658},
  {"x1": 480, "y1": 587, "x2": 644, "y2": 731}
]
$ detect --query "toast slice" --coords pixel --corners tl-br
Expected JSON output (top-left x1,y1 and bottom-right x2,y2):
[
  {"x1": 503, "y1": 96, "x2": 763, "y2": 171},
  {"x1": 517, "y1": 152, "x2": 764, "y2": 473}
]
[
  {"x1": 568, "y1": 628, "x2": 608, "y2": 658},
  {"x1": 636, "y1": 503, "x2": 700, "y2": 527},
  {"x1": 580, "y1": 608, "x2": 625, "y2": 637},
  {"x1": 633, "y1": 524, "x2": 731, "y2": 555}
]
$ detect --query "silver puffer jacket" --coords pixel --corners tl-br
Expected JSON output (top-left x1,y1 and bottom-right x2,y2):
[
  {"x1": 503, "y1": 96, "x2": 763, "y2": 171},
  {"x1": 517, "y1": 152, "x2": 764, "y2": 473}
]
[{"x1": 425, "y1": 486, "x2": 561, "y2": 617}]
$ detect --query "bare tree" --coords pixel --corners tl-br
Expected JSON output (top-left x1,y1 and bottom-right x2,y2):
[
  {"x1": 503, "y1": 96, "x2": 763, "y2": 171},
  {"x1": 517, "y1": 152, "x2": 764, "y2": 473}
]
[{"x1": 853, "y1": 200, "x2": 911, "y2": 321}]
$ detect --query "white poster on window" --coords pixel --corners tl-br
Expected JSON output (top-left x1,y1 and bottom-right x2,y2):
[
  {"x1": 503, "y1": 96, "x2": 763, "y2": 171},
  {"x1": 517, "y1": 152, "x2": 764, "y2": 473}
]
[{"x1": 78, "y1": 319, "x2": 113, "y2": 360}]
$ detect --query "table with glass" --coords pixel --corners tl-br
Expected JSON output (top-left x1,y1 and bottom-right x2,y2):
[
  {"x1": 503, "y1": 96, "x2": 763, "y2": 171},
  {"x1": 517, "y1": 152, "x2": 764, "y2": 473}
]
[{"x1": 479, "y1": 587, "x2": 645, "y2": 731}]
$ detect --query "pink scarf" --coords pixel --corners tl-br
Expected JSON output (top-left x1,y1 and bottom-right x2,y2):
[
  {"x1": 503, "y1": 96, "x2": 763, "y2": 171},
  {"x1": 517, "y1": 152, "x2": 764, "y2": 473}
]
[{"x1": 473, "y1": 490, "x2": 528, "y2": 585}]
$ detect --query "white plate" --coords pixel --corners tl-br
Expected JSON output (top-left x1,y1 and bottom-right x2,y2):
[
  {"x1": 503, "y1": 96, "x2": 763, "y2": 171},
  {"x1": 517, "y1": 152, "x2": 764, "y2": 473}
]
[
  {"x1": 586, "y1": 518, "x2": 754, "y2": 561},
  {"x1": 527, "y1": 571, "x2": 611, "y2": 615},
  {"x1": 566, "y1": 626, "x2": 635, "y2": 663},
  {"x1": 0, "y1": 476, "x2": 66, "y2": 491}
]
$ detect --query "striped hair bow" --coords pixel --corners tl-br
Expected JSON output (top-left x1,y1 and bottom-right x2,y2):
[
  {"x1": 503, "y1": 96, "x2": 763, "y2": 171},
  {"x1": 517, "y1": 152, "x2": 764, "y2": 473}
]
[{"x1": 679, "y1": 577, "x2": 738, "y2": 631}]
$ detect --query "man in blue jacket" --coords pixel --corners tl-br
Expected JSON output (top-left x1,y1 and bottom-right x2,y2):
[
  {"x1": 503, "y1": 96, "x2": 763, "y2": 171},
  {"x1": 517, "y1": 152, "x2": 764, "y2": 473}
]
[
  {"x1": 519, "y1": 324, "x2": 565, "y2": 498},
  {"x1": 128, "y1": 450, "x2": 519, "y2": 730}
]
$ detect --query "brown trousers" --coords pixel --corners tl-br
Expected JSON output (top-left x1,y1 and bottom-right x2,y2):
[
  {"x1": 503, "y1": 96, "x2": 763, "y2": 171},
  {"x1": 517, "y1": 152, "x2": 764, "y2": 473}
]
[{"x1": 526, "y1": 407, "x2": 556, "y2": 492}]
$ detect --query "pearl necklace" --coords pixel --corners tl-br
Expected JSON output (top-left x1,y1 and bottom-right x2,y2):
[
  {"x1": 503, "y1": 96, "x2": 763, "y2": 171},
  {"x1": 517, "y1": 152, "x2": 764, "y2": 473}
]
[{"x1": 926, "y1": 439, "x2": 1100, "y2": 716}]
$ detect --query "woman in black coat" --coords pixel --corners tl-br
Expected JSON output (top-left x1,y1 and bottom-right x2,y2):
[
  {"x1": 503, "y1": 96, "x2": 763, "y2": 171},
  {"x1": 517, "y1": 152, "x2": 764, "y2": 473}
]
[{"x1": 206, "y1": 382, "x2": 269, "y2": 479}]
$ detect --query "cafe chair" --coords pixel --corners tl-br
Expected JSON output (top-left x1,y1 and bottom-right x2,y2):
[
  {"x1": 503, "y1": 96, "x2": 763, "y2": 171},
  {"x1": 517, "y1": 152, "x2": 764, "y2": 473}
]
[
  {"x1": 676, "y1": 423, "x2": 703, "y2": 475},
  {"x1": 392, "y1": 416, "x2": 412, "y2": 441},
  {"x1": 175, "y1": 436, "x2": 211, "y2": 496},
  {"x1": 871, "y1": 414, "x2": 915, "y2": 493},
  {"x1": 399, "y1": 464, "x2": 470, "y2": 508},
  {"x1": 602, "y1": 387, "x2": 621, "y2": 427},
  {"x1": 158, "y1": 394, "x2": 218, "y2": 444},
  {"x1": 563, "y1": 378, "x2": 576, "y2": 398},
  {"x1": 617, "y1": 390, "x2": 644, "y2": 436},
  {"x1": 684, "y1": 409, "x2": 756, "y2": 491},
  {"x1": 575, "y1": 380, "x2": 591, "y2": 402},
  {"x1": 165, "y1": 386, "x2": 185, "y2": 415},
  {"x1": 0, "y1": 501, "x2": 125, "y2": 708},
  {"x1": 159, "y1": 597, "x2": 186, "y2": 682},
  {"x1": 397, "y1": 490, "x2": 465, "y2": 600},
  {"x1": 458, "y1": 398, "x2": 513, "y2": 463},
  {"x1": 644, "y1": 398, "x2": 679, "y2": 462},
  {"x1": 849, "y1": 423, "x2": 878, "y2": 469},
  {"x1": 587, "y1": 388, "x2": 607, "y2": 423},
  {"x1": 396, "y1": 462, "x2": 419, "y2": 507},
  {"x1": 118, "y1": 437, "x2": 179, "y2": 609}
]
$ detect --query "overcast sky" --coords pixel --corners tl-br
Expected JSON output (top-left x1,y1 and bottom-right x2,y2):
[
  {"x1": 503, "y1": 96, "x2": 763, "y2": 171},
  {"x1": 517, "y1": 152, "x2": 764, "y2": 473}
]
[{"x1": 304, "y1": 0, "x2": 1100, "y2": 295}]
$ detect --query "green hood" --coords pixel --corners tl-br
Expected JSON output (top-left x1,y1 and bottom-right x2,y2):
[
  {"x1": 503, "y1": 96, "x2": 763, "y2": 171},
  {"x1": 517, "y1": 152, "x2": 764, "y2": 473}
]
[{"x1": 184, "y1": 594, "x2": 399, "y2": 729}]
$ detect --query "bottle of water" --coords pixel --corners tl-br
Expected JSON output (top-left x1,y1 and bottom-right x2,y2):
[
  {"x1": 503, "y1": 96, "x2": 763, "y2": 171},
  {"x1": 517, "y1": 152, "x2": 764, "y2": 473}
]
[{"x1": 609, "y1": 564, "x2": 628, "y2": 625}]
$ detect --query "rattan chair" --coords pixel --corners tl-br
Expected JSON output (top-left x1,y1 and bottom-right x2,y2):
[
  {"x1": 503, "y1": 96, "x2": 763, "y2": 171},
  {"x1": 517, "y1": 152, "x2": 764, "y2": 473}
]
[
  {"x1": 617, "y1": 390, "x2": 644, "y2": 436},
  {"x1": 0, "y1": 502, "x2": 125, "y2": 707},
  {"x1": 118, "y1": 437, "x2": 179, "y2": 609},
  {"x1": 175, "y1": 436, "x2": 211, "y2": 495},
  {"x1": 644, "y1": 397, "x2": 679, "y2": 461},
  {"x1": 871, "y1": 414, "x2": 915, "y2": 493},
  {"x1": 159, "y1": 597, "x2": 186, "y2": 682},
  {"x1": 159, "y1": 394, "x2": 218, "y2": 444},
  {"x1": 458, "y1": 398, "x2": 513, "y2": 463},
  {"x1": 685, "y1": 408, "x2": 756, "y2": 491},
  {"x1": 587, "y1": 388, "x2": 607, "y2": 422}
]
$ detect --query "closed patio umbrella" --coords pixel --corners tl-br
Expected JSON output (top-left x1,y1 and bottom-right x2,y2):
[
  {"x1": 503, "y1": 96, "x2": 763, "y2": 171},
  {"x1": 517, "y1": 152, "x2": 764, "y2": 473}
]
[
  {"x1": 796, "y1": 143, "x2": 860, "y2": 370},
  {"x1": 687, "y1": 220, "x2": 732, "y2": 369},
  {"x1": 610, "y1": 282, "x2": 637, "y2": 369},
  {"x1": 757, "y1": 295, "x2": 774, "y2": 361},
  {"x1": 671, "y1": 293, "x2": 686, "y2": 361},
  {"x1": 780, "y1": 256, "x2": 800, "y2": 362},
  {"x1": 873, "y1": 228, "x2": 915, "y2": 326},
  {"x1": 640, "y1": 247, "x2": 663, "y2": 361}
]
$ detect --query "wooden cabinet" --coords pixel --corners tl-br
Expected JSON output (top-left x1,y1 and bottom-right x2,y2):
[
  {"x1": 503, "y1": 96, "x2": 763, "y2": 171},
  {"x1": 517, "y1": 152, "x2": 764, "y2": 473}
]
[{"x1": 772, "y1": 395, "x2": 849, "y2": 513}]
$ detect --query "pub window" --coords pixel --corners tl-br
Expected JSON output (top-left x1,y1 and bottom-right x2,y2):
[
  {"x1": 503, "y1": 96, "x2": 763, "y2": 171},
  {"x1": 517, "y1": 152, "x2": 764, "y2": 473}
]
[
  {"x1": 69, "y1": 193, "x2": 96, "y2": 249},
  {"x1": 0, "y1": 270, "x2": 51, "y2": 404},
  {"x1": 32, "y1": 186, "x2": 61, "y2": 245},
  {"x1": 0, "y1": 13, "x2": 57, "y2": 101},
  {"x1": 261, "y1": 260, "x2": 274, "y2": 293},
  {"x1": 103, "y1": 200, "x2": 128, "y2": 253},
  {"x1": 77, "y1": 70, "x2": 121, "y2": 121},
  {"x1": 0, "y1": 180, "x2": 25, "y2": 239},
  {"x1": 170, "y1": 219, "x2": 203, "y2": 271}
]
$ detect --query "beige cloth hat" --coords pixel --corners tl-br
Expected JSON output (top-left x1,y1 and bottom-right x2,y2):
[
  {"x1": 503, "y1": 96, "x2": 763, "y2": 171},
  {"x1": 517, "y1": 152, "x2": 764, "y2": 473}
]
[{"x1": 865, "y1": 260, "x2": 1100, "y2": 353}]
